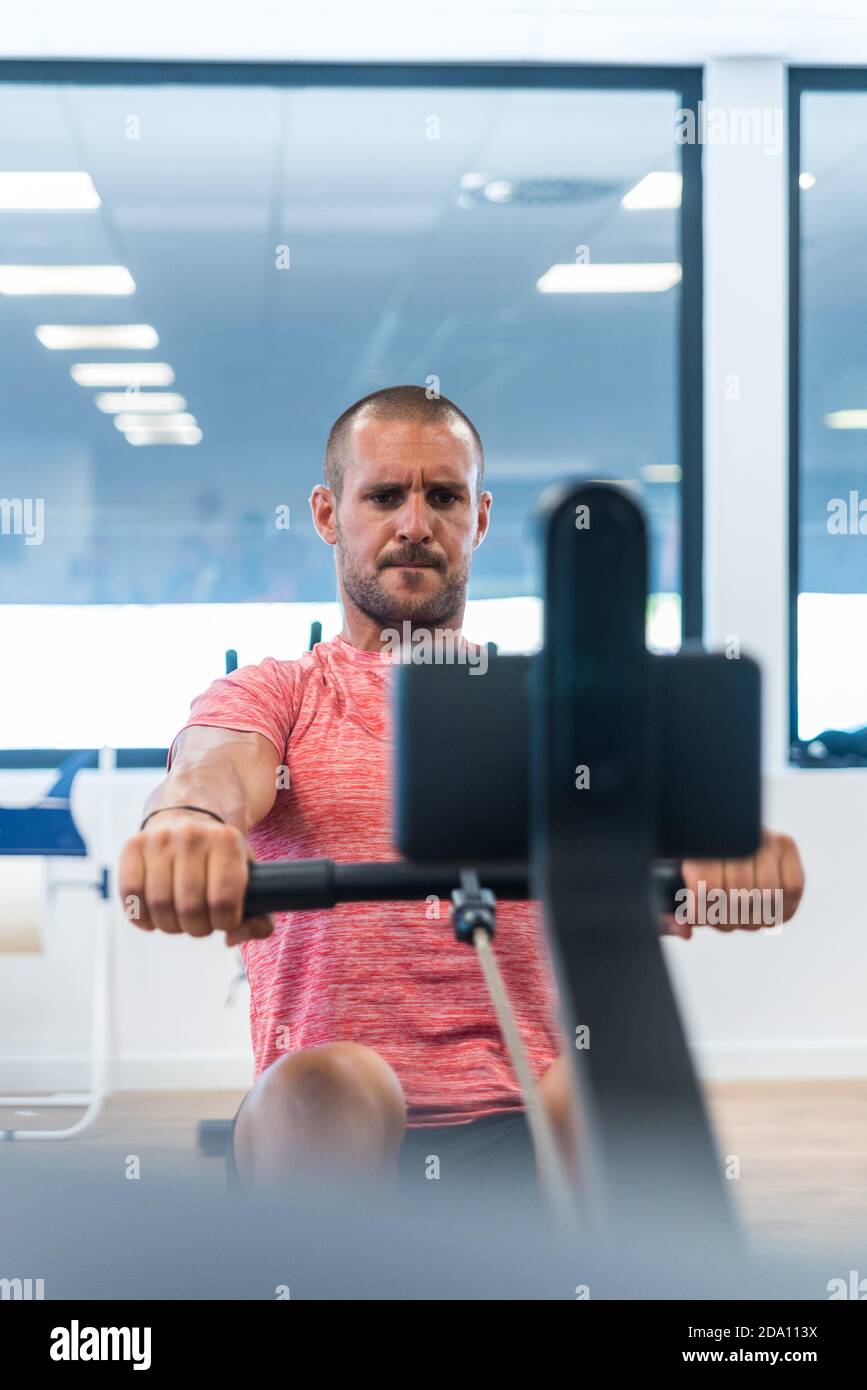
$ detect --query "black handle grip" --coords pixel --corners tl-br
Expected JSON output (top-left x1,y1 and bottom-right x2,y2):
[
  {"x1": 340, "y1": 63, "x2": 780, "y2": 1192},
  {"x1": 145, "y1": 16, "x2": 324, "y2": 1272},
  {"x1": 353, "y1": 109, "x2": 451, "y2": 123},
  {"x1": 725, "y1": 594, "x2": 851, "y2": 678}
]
[
  {"x1": 243, "y1": 860, "x2": 531, "y2": 916},
  {"x1": 243, "y1": 859, "x2": 685, "y2": 917}
]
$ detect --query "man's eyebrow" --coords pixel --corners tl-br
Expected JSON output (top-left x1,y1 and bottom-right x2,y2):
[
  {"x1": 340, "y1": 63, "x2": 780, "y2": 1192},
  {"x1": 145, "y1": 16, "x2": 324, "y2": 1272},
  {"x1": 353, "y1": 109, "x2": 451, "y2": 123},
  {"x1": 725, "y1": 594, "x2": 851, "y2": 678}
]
[{"x1": 361, "y1": 478, "x2": 470, "y2": 494}]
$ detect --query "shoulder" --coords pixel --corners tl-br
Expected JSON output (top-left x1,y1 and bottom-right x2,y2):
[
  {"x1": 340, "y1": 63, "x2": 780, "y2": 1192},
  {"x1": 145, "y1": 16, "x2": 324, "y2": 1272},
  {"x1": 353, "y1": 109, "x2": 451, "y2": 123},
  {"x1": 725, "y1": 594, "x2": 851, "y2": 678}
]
[
  {"x1": 190, "y1": 652, "x2": 312, "y2": 722},
  {"x1": 225, "y1": 654, "x2": 303, "y2": 697}
]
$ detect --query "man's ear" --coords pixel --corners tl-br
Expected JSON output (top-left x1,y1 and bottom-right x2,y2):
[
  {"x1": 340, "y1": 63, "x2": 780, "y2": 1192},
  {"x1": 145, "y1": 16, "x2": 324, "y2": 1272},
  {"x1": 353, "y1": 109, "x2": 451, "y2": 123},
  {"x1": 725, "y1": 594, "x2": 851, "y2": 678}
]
[
  {"x1": 310, "y1": 485, "x2": 337, "y2": 545},
  {"x1": 474, "y1": 490, "x2": 493, "y2": 548}
]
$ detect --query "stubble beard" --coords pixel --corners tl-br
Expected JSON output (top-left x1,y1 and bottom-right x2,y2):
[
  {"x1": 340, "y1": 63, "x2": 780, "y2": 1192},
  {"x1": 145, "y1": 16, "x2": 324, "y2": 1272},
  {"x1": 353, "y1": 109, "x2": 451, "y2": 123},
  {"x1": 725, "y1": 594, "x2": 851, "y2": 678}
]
[{"x1": 336, "y1": 521, "x2": 470, "y2": 631}]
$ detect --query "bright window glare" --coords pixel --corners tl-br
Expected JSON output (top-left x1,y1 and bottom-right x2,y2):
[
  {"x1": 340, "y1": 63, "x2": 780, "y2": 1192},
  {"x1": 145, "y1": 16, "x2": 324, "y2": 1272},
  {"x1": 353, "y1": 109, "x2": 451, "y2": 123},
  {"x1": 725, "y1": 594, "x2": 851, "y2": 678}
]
[
  {"x1": 798, "y1": 594, "x2": 867, "y2": 740},
  {"x1": 536, "y1": 262, "x2": 682, "y2": 294},
  {"x1": 0, "y1": 171, "x2": 100, "y2": 209},
  {"x1": 3, "y1": 596, "x2": 680, "y2": 749},
  {"x1": 466, "y1": 593, "x2": 680, "y2": 654},
  {"x1": 647, "y1": 593, "x2": 681, "y2": 652},
  {"x1": 4, "y1": 605, "x2": 340, "y2": 749},
  {"x1": 621, "y1": 171, "x2": 682, "y2": 209},
  {"x1": 462, "y1": 597, "x2": 540, "y2": 653}
]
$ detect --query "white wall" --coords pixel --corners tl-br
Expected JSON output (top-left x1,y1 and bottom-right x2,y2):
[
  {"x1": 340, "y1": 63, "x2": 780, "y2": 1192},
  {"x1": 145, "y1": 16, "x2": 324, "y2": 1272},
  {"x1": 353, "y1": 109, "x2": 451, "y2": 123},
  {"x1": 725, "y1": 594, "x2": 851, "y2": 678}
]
[
  {"x1": 2, "y1": 52, "x2": 866, "y2": 1091},
  {"x1": 668, "y1": 768, "x2": 867, "y2": 1080},
  {"x1": 0, "y1": 768, "x2": 252, "y2": 1091}
]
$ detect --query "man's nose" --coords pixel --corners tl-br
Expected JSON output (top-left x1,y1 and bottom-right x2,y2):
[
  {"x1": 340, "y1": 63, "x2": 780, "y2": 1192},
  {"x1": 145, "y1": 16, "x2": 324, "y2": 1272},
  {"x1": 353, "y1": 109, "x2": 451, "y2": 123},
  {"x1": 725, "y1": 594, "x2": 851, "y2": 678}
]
[{"x1": 396, "y1": 495, "x2": 434, "y2": 544}]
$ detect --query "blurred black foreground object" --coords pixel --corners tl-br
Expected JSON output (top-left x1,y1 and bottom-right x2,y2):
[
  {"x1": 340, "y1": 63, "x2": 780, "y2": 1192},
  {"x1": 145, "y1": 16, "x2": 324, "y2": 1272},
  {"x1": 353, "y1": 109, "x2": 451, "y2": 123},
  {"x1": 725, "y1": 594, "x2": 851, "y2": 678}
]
[{"x1": 394, "y1": 483, "x2": 761, "y2": 1248}]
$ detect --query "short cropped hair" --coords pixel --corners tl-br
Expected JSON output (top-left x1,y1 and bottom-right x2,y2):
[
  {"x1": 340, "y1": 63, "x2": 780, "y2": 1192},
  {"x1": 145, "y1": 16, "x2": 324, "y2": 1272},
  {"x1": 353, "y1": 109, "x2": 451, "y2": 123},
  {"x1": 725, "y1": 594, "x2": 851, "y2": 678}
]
[{"x1": 324, "y1": 385, "x2": 484, "y2": 502}]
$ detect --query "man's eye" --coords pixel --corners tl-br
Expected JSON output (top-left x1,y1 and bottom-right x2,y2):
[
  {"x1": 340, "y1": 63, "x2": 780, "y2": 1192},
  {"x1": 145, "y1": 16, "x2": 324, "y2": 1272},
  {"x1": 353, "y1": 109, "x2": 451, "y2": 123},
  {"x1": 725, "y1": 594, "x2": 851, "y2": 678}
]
[{"x1": 368, "y1": 489, "x2": 457, "y2": 504}]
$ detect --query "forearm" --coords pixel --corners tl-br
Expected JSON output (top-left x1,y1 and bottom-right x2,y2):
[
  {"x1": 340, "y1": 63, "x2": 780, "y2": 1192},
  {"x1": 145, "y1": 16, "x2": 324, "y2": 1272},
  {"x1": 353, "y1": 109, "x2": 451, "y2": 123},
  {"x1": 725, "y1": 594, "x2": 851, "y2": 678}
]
[
  {"x1": 123, "y1": 727, "x2": 278, "y2": 944},
  {"x1": 144, "y1": 731, "x2": 277, "y2": 835}
]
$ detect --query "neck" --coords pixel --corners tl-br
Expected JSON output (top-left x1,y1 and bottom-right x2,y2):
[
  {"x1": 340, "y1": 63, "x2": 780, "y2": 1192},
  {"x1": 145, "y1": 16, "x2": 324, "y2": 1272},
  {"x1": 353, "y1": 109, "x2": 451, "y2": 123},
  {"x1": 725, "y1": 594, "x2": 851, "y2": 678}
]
[{"x1": 338, "y1": 606, "x2": 465, "y2": 654}]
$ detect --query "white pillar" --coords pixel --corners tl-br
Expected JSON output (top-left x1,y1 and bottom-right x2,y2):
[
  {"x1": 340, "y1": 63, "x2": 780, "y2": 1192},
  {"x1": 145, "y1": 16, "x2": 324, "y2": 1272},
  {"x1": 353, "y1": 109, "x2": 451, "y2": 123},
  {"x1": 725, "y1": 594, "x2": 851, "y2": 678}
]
[{"x1": 703, "y1": 58, "x2": 789, "y2": 774}]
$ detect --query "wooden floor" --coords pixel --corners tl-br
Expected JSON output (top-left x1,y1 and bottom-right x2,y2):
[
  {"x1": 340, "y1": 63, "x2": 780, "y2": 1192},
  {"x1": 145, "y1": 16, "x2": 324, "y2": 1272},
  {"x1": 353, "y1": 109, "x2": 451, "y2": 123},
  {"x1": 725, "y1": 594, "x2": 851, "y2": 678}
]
[{"x1": 3, "y1": 1080, "x2": 867, "y2": 1256}]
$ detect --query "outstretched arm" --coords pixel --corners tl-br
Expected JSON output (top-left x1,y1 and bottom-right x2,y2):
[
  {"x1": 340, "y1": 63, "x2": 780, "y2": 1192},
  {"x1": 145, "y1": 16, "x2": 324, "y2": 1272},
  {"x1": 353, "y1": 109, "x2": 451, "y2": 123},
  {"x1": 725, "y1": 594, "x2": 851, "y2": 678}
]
[{"x1": 118, "y1": 725, "x2": 282, "y2": 947}]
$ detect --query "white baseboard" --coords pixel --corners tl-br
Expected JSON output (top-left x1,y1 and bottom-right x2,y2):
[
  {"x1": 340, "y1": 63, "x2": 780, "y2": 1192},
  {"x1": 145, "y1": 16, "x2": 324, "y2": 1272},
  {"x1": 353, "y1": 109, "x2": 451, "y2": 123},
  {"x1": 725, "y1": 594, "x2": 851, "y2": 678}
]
[
  {"x1": 2, "y1": 1042, "x2": 867, "y2": 1095},
  {"x1": 0, "y1": 1053, "x2": 253, "y2": 1092},
  {"x1": 693, "y1": 1041, "x2": 867, "y2": 1081}
]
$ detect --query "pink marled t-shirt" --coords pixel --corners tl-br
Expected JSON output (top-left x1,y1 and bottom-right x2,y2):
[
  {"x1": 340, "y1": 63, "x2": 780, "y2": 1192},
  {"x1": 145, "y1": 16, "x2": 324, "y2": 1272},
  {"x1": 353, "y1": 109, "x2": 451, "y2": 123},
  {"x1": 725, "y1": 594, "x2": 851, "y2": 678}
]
[{"x1": 172, "y1": 634, "x2": 562, "y2": 1126}]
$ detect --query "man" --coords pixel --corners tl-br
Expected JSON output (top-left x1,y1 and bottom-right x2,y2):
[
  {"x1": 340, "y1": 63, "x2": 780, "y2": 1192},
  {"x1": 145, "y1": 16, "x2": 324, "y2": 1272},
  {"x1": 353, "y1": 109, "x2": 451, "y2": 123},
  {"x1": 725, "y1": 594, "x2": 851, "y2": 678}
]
[{"x1": 118, "y1": 385, "x2": 805, "y2": 1198}]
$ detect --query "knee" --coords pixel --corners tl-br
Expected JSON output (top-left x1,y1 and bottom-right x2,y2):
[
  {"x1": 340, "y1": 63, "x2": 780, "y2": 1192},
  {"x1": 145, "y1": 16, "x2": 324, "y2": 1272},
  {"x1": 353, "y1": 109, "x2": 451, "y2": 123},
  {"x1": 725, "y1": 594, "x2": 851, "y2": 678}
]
[
  {"x1": 260, "y1": 1042, "x2": 406, "y2": 1139},
  {"x1": 539, "y1": 1056, "x2": 579, "y2": 1135}
]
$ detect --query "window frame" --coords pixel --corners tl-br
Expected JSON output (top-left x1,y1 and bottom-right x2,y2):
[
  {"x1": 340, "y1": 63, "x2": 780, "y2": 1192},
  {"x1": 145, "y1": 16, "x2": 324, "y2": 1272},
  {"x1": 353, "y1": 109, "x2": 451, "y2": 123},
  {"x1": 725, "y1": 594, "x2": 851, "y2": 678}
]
[
  {"x1": 0, "y1": 58, "x2": 704, "y2": 768},
  {"x1": 788, "y1": 66, "x2": 867, "y2": 767}
]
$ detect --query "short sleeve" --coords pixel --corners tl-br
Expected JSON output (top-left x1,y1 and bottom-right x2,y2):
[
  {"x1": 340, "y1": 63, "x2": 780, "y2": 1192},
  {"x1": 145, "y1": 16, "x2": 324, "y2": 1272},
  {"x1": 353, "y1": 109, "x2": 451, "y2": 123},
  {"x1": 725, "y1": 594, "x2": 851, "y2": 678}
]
[{"x1": 167, "y1": 656, "x2": 299, "y2": 770}]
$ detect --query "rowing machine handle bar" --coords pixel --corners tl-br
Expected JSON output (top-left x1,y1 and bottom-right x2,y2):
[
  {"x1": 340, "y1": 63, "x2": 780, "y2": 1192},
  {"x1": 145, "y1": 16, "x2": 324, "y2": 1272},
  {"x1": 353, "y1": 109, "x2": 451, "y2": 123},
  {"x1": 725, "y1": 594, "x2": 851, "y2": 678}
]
[{"x1": 243, "y1": 859, "x2": 685, "y2": 917}]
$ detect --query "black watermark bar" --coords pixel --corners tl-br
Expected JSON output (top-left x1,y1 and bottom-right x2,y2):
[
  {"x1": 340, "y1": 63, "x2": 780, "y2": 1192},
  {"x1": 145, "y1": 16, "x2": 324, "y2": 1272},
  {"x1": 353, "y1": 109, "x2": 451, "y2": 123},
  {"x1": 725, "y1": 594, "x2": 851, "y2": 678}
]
[{"x1": 5, "y1": 1299, "x2": 865, "y2": 1372}]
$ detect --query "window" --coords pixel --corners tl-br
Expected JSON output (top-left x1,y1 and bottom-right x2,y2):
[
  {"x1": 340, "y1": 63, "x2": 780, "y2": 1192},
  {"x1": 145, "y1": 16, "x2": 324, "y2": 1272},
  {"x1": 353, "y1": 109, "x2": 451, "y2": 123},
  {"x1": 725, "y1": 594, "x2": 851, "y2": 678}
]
[
  {"x1": 0, "y1": 64, "x2": 701, "y2": 760},
  {"x1": 791, "y1": 71, "x2": 867, "y2": 765}
]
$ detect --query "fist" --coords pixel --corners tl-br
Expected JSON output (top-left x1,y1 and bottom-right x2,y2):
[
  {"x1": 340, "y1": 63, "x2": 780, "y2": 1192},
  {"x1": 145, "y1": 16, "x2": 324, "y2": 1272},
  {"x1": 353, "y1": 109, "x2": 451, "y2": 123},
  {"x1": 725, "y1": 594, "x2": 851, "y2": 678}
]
[
  {"x1": 663, "y1": 829, "x2": 805, "y2": 939},
  {"x1": 117, "y1": 811, "x2": 274, "y2": 947}
]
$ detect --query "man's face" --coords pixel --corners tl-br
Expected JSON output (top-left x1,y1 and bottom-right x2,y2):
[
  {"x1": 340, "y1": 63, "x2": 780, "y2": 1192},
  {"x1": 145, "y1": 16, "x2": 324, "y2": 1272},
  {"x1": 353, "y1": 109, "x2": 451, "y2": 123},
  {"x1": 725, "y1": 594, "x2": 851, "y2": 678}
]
[{"x1": 321, "y1": 414, "x2": 490, "y2": 630}]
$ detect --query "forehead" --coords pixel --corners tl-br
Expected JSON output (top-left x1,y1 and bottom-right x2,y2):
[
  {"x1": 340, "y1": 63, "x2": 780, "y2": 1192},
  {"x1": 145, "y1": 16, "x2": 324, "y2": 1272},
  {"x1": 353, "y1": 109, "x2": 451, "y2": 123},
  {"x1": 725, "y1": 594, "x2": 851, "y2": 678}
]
[{"x1": 345, "y1": 412, "x2": 477, "y2": 483}]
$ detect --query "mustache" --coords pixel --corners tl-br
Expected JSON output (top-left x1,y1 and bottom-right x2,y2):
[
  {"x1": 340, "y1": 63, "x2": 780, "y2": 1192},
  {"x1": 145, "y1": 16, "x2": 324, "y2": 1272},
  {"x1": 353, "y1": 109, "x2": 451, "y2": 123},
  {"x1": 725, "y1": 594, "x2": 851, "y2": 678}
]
[{"x1": 379, "y1": 550, "x2": 446, "y2": 570}]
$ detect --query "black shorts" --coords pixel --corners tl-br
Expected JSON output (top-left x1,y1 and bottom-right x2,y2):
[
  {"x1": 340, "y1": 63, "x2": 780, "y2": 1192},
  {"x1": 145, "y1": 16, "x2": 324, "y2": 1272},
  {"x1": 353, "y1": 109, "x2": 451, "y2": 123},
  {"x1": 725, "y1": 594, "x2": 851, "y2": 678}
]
[{"x1": 226, "y1": 1105, "x2": 539, "y2": 1201}]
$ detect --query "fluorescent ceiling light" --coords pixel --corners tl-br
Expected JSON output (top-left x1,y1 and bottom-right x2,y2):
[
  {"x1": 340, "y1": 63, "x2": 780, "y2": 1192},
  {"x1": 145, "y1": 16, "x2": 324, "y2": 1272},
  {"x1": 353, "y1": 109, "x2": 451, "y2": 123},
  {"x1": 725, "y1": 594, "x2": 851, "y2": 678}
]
[
  {"x1": 537, "y1": 263, "x2": 682, "y2": 293},
  {"x1": 483, "y1": 180, "x2": 515, "y2": 204},
  {"x1": 114, "y1": 412, "x2": 196, "y2": 432},
  {"x1": 36, "y1": 324, "x2": 159, "y2": 350},
  {"x1": 95, "y1": 391, "x2": 186, "y2": 414},
  {"x1": 0, "y1": 265, "x2": 135, "y2": 295},
  {"x1": 0, "y1": 171, "x2": 100, "y2": 210},
  {"x1": 642, "y1": 464, "x2": 682, "y2": 484},
  {"x1": 124, "y1": 426, "x2": 202, "y2": 446},
  {"x1": 460, "y1": 171, "x2": 488, "y2": 191},
  {"x1": 70, "y1": 362, "x2": 175, "y2": 388},
  {"x1": 799, "y1": 172, "x2": 817, "y2": 190},
  {"x1": 825, "y1": 410, "x2": 867, "y2": 429},
  {"x1": 622, "y1": 172, "x2": 682, "y2": 210}
]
